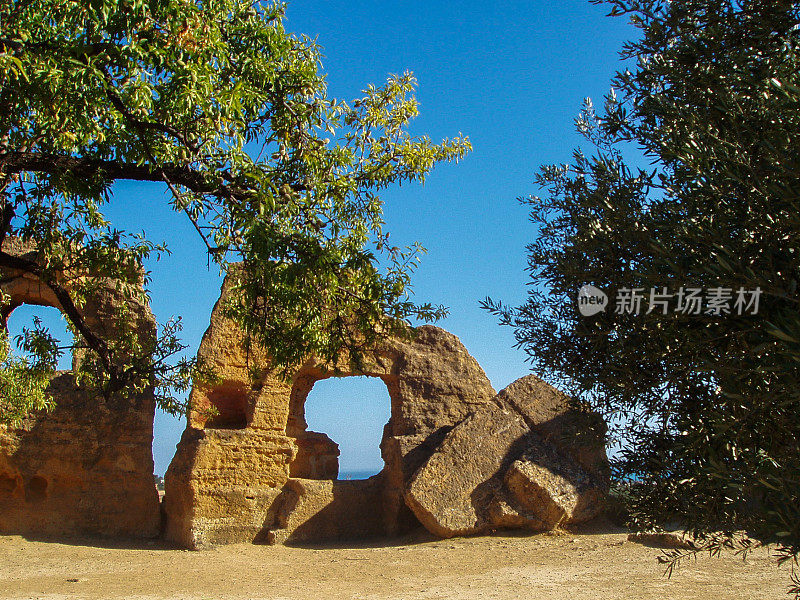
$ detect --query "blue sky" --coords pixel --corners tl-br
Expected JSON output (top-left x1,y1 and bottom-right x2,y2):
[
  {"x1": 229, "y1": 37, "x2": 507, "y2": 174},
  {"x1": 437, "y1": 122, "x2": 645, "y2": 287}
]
[{"x1": 8, "y1": 1, "x2": 637, "y2": 476}]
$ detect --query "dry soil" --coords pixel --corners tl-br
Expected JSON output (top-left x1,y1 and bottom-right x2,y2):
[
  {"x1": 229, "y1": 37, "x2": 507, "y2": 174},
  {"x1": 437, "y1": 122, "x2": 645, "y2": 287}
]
[{"x1": 0, "y1": 523, "x2": 792, "y2": 600}]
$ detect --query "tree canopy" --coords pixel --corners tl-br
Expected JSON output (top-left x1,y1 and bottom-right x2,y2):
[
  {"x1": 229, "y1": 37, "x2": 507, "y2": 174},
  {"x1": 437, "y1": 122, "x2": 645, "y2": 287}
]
[
  {"x1": 485, "y1": 0, "x2": 800, "y2": 573},
  {"x1": 0, "y1": 0, "x2": 469, "y2": 421}
]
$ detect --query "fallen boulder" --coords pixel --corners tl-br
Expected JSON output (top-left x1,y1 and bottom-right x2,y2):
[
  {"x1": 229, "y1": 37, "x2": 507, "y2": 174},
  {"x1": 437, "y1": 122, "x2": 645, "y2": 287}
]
[
  {"x1": 494, "y1": 375, "x2": 609, "y2": 480},
  {"x1": 405, "y1": 404, "x2": 528, "y2": 538},
  {"x1": 504, "y1": 439, "x2": 607, "y2": 529},
  {"x1": 404, "y1": 375, "x2": 609, "y2": 538}
]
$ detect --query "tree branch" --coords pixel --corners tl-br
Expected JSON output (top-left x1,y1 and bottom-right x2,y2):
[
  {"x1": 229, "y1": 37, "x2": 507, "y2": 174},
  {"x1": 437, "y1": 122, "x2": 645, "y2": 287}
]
[
  {"x1": 98, "y1": 67, "x2": 200, "y2": 153},
  {"x1": 0, "y1": 196, "x2": 14, "y2": 248},
  {"x1": 0, "y1": 150, "x2": 223, "y2": 192}
]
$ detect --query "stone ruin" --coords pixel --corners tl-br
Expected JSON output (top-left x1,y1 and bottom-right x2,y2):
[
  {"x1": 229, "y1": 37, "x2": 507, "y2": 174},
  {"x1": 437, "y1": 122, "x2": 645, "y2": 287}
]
[
  {"x1": 164, "y1": 273, "x2": 610, "y2": 547},
  {"x1": 0, "y1": 239, "x2": 160, "y2": 538},
  {"x1": 0, "y1": 250, "x2": 609, "y2": 547}
]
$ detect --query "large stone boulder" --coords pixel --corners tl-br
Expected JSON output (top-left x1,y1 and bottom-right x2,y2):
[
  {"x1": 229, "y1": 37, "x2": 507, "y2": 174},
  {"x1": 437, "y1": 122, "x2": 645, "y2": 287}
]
[
  {"x1": 503, "y1": 439, "x2": 608, "y2": 529},
  {"x1": 495, "y1": 375, "x2": 609, "y2": 479},
  {"x1": 405, "y1": 404, "x2": 528, "y2": 537},
  {"x1": 404, "y1": 375, "x2": 608, "y2": 538}
]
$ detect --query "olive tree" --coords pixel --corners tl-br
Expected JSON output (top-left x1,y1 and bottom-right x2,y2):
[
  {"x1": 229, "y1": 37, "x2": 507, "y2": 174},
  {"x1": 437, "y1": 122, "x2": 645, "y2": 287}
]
[{"x1": 484, "y1": 0, "x2": 800, "y2": 580}]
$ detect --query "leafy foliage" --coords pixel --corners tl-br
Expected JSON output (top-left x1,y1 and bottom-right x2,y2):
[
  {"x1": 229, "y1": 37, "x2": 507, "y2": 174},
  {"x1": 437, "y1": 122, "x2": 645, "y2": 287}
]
[
  {"x1": 0, "y1": 294, "x2": 56, "y2": 426},
  {"x1": 484, "y1": 0, "x2": 800, "y2": 572},
  {"x1": 0, "y1": 0, "x2": 469, "y2": 419}
]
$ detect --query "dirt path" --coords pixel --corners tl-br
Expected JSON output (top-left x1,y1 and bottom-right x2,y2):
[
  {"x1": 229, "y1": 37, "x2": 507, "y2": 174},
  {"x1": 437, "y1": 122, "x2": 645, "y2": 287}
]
[{"x1": 0, "y1": 525, "x2": 791, "y2": 600}]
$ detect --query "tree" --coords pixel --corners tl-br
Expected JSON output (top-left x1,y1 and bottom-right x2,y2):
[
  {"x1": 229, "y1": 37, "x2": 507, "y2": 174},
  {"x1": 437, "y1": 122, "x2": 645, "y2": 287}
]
[
  {"x1": 484, "y1": 0, "x2": 800, "y2": 578},
  {"x1": 0, "y1": 0, "x2": 469, "y2": 422}
]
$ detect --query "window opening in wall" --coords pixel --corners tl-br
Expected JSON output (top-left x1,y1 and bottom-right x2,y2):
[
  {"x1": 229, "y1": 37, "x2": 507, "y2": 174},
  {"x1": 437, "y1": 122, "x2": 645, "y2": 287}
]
[
  {"x1": 5, "y1": 304, "x2": 74, "y2": 371},
  {"x1": 304, "y1": 376, "x2": 391, "y2": 480}
]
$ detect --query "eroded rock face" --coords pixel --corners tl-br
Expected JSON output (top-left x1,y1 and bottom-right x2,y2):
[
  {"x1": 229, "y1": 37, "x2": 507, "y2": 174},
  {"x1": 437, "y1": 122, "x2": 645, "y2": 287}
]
[
  {"x1": 0, "y1": 239, "x2": 160, "y2": 539},
  {"x1": 403, "y1": 375, "x2": 609, "y2": 537},
  {"x1": 164, "y1": 271, "x2": 498, "y2": 548},
  {"x1": 0, "y1": 375, "x2": 160, "y2": 538}
]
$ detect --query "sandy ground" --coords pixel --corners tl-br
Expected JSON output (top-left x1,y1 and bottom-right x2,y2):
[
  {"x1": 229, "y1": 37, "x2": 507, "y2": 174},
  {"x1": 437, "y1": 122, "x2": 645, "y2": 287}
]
[{"x1": 0, "y1": 523, "x2": 792, "y2": 600}]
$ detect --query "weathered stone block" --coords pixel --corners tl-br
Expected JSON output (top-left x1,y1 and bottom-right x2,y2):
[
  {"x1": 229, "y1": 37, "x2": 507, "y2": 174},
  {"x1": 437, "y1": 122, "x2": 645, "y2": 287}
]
[
  {"x1": 268, "y1": 477, "x2": 386, "y2": 544},
  {"x1": 405, "y1": 404, "x2": 529, "y2": 538},
  {"x1": 503, "y1": 439, "x2": 607, "y2": 530},
  {"x1": 289, "y1": 431, "x2": 339, "y2": 479},
  {"x1": 495, "y1": 375, "x2": 609, "y2": 481}
]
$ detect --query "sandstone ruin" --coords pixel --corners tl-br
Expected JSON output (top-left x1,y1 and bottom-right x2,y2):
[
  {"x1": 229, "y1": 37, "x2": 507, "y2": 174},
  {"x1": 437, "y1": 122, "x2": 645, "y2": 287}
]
[
  {"x1": 0, "y1": 255, "x2": 609, "y2": 547},
  {"x1": 163, "y1": 272, "x2": 609, "y2": 548},
  {"x1": 0, "y1": 239, "x2": 161, "y2": 538},
  {"x1": 163, "y1": 273, "x2": 500, "y2": 547}
]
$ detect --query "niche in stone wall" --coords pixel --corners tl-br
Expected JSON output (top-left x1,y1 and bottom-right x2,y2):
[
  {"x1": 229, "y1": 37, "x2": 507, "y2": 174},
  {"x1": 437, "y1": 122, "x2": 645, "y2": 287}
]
[{"x1": 203, "y1": 380, "x2": 249, "y2": 429}]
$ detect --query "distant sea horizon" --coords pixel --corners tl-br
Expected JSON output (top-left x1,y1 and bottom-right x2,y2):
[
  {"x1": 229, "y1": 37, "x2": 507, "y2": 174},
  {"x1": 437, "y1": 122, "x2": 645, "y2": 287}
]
[{"x1": 338, "y1": 468, "x2": 382, "y2": 480}]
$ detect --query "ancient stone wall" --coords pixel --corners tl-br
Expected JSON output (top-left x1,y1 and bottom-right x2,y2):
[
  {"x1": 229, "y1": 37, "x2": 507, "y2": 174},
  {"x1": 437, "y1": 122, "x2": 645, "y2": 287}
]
[
  {"x1": 1, "y1": 247, "x2": 610, "y2": 547},
  {"x1": 0, "y1": 239, "x2": 161, "y2": 538},
  {"x1": 163, "y1": 273, "x2": 499, "y2": 548}
]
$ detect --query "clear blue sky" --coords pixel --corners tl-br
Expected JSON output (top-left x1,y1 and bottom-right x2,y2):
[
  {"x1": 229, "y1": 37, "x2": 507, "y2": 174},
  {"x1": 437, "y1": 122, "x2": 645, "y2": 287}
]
[{"x1": 8, "y1": 1, "x2": 636, "y2": 476}]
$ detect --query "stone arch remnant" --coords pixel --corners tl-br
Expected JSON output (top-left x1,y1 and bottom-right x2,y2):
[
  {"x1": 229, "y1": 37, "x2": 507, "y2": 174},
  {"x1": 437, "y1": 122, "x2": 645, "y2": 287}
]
[
  {"x1": 164, "y1": 271, "x2": 610, "y2": 549},
  {"x1": 0, "y1": 238, "x2": 161, "y2": 538},
  {"x1": 163, "y1": 272, "x2": 499, "y2": 547}
]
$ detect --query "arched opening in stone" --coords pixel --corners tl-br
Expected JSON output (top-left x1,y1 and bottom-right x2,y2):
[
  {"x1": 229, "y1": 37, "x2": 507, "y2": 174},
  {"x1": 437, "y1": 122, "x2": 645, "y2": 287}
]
[
  {"x1": 298, "y1": 376, "x2": 392, "y2": 480},
  {"x1": 204, "y1": 381, "x2": 249, "y2": 429},
  {"x1": 4, "y1": 304, "x2": 73, "y2": 371}
]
